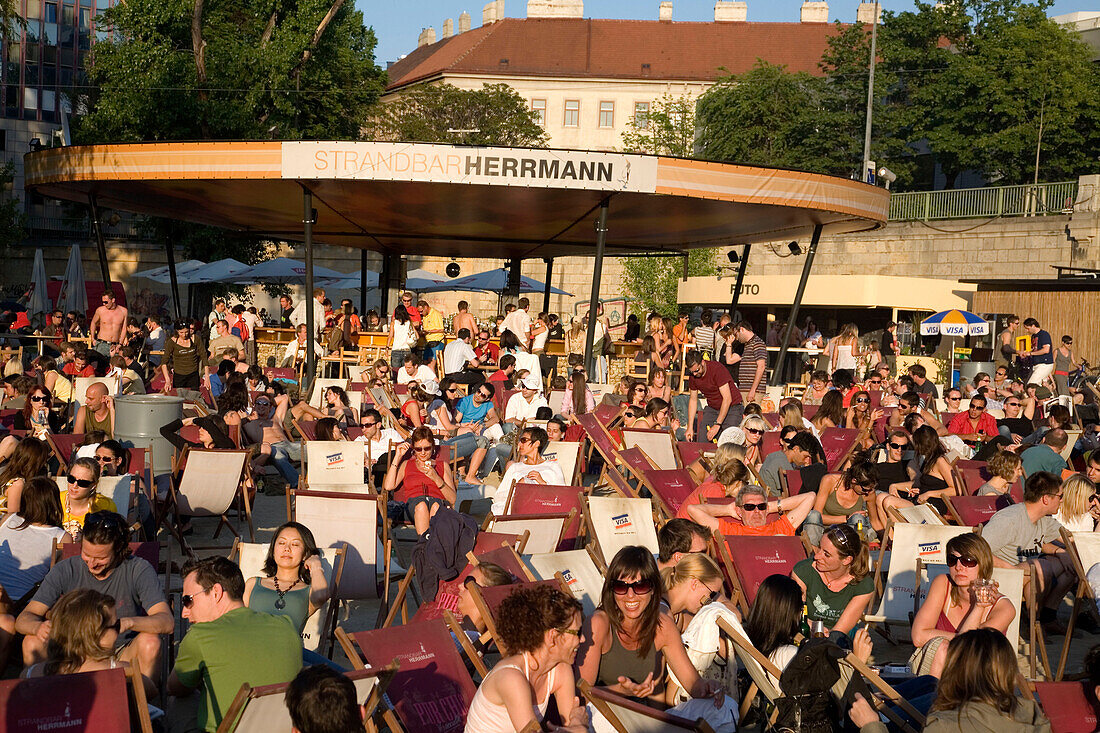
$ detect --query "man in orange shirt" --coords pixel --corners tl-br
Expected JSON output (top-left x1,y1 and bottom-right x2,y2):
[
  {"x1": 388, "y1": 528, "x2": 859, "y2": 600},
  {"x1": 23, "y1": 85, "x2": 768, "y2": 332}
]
[{"x1": 687, "y1": 484, "x2": 815, "y2": 537}]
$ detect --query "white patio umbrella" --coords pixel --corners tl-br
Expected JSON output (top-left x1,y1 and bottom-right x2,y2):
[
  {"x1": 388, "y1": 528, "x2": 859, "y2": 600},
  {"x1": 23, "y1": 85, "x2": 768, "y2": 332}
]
[
  {"x1": 317, "y1": 270, "x2": 381, "y2": 291},
  {"x1": 132, "y1": 259, "x2": 208, "y2": 284},
  {"x1": 233, "y1": 257, "x2": 345, "y2": 284},
  {"x1": 55, "y1": 245, "x2": 87, "y2": 316},
  {"x1": 27, "y1": 248, "x2": 50, "y2": 317},
  {"x1": 183, "y1": 258, "x2": 252, "y2": 284}
]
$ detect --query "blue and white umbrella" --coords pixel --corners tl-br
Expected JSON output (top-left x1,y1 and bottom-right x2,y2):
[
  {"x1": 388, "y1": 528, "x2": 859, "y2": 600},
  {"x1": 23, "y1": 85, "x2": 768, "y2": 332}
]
[
  {"x1": 919, "y1": 309, "x2": 990, "y2": 337},
  {"x1": 234, "y1": 257, "x2": 345, "y2": 284},
  {"x1": 419, "y1": 268, "x2": 573, "y2": 296}
]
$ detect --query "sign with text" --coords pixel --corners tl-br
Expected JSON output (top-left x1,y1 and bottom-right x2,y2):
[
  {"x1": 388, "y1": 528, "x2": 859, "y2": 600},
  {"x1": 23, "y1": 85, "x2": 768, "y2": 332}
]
[{"x1": 282, "y1": 142, "x2": 658, "y2": 193}]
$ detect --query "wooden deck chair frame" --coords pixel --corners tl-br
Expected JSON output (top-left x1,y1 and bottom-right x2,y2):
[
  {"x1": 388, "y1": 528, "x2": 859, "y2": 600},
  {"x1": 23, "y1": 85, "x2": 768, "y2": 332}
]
[
  {"x1": 229, "y1": 538, "x2": 346, "y2": 657},
  {"x1": 0, "y1": 662, "x2": 154, "y2": 733},
  {"x1": 525, "y1": 546, "x2": 607, "y2": 616},
  {"x1": 579, "y1": 679, "x2": 717, "y2": 733},
  {"x1": 1055, "y1": 528, "x2": 1100, "y2": 680},
  {"x1": 216, "y1": 664, "x2": 397, "y2": 733},
  {"x1": 486, "y1": 511, "x2": 575, "y2": 554},
  {"x1": 468, "y1": 576, "x2": 571, "y2": 650},
  {"x1": 164, "y1": 449, "x2": 253, "y2": 555},
  {"x1": 717, "y1": 615, "x2": 784, "y2": 723},
  {"x1": 843, "y1": 653, "x2": 927, "y2": 732},
  {"x1": 885, "y1": 503, "x2": 948, "y2": 526},
  {"x1": 581, "y1": 495, "x2": 660, "y2": 570},
  {"x1": 616, "y1": 445, "x2": 660, "y2": 496},
  {"x1": 287, "y1": 488, "x2": 382, "y2": 602}
]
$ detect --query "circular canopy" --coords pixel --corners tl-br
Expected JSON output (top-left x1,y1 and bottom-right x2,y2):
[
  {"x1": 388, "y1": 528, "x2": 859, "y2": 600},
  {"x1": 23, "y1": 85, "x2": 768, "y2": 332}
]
[{"x1": 25, "y1": 142, "x2": 889, "y2": 259}]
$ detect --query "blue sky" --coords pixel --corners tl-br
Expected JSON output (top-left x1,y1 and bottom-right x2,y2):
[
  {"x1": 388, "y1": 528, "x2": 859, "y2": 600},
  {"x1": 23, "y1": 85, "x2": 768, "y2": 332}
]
[{"x1": 359, "y1": 0, "x2": 1094, "y2": 66}]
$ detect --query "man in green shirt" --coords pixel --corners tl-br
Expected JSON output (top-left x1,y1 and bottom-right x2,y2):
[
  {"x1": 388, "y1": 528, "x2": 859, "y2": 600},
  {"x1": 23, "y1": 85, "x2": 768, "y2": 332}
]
[
  {"x1": 168, "y1": 557, "x2": 301, "y2": 732},
  {"x1": 1020, "y1": 429, "x2": 1069, "y2": 477}
]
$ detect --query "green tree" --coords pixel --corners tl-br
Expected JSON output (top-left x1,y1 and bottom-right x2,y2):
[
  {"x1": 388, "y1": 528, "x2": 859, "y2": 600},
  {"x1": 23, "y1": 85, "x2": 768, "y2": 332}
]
[
  {"x1": 620, "y1": 93, "x2": 697, "y2": 157},
  {"x1": 0, "y1": 162, "x2": 25, "y2": 251},
  {"x1": 365, "y1": 83, "x2": 548, "y2": 147},
  {"x1": 621, "y1": 249, "x2": 717, "y2": 319}
]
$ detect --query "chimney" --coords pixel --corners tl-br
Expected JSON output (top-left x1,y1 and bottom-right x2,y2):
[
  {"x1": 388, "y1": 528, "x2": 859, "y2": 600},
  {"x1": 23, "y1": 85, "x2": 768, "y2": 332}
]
[
  {"x1": 527, "y1": 0, "x2": 584, "y2": 19},
  {"x1": 714, "y1": 1, "x2": 747, "y2": 22},
  {"x1": 442, "y1": 18, "x2": 454, "y2": 37},
  {"x1": 659, "y1": 1, "x2": 673, "y2": 21},
  {"x1": 417, "y1": 26, "x2": 437, "y2": 46},
  {"x1": 800, "y1": 1, "x2": 828, "y2": 23},
  {"x1": 483, "y1": 0, "x2": 498, "y2": 24},
  {"x1": 855, "y1": 1, "x2": 880, "y2": 24},
  {"x1": 458, "y1": 11, "x2": 472, "y2": 32}
]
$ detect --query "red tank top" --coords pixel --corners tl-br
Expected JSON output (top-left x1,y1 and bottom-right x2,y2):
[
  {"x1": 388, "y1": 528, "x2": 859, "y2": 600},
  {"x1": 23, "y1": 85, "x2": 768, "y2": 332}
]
[
  {"x1": 397, "y1": 458, "x2": 447, "y2": 503},
  {"x1": 935, "y1": 610, "x2": 957, "y2": 633}
]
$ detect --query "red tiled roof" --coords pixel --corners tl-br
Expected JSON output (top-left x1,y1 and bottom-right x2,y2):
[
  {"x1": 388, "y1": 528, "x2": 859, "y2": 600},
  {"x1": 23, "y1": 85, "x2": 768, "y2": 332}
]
[{"x1": 386, "y1": 18, "x2": 849, "y2": 90}]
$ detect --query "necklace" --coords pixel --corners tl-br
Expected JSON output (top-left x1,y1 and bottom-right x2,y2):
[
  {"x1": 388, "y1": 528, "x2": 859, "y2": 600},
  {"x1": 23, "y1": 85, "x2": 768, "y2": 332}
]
[{"x1": 272, "y1": 576, "x2": 300, "y2": 610}]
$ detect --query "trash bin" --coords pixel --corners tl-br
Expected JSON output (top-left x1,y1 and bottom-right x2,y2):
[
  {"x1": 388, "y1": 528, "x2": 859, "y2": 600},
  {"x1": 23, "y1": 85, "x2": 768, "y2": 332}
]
[{"x1": 113, "y1": 394, "x2": 184, "y2": 477}]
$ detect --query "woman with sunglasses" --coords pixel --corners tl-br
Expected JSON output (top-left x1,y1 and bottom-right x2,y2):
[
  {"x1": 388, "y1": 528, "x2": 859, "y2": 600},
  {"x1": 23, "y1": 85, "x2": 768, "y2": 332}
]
[
  {"x1": 16, "y1": 386, "x2": 62, "y2": 438},
  {"x1": 844, "y1": 390, "x2": 883, "y2": 451},
  {"x1": 792, "y1": 524, "x2": 874, "y2": 637},
  {"x1": 739, "y1": 415, "x2": 768, "y2": 471},
  {"x1": 466, "y1": 584, "x2": 589, "y2": 733},
  {"x1": 804, "y1": 460, "x2": 885, "y2": 547},
  {"x1": 576, "y1": 546, "x2": 725, "y2": 708},
  {"x1": 455, "y1": 562, "x2": 515, "y2": 649},
  {"x1": 321, "y1": 385, "x2": 359, "y2": 429},
  {"x1": 22, "y1": 588, "x2": 156, "y2": 697},
  {"x1": 910, "y1": 534, "x2": 1014, "y2": 678},
  {"x1": 60, "y1": 457, "x2": 116, "y2": 540},
  {"x1": 383, "y1": 427, "x2": 455, "y2": 536},
  {"x1": 0, "y1": 437, "x2": 50, "y2": 514}
]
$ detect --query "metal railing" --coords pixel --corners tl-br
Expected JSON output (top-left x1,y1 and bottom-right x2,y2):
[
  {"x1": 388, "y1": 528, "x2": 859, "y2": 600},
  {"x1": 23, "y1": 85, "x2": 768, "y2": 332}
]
[
  {"x1": 889, "y1": 180, "x2": 1078, "y2": 221},
  {"x1": 24, "y1": 215, "x2": 143, "y2": 239}
]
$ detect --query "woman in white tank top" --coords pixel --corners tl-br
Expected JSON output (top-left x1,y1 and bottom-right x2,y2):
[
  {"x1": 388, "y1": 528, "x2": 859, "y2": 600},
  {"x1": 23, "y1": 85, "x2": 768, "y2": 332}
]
[
  {"x1": 828, "y1": 323, "x2": 862, "y2": 375},
  {"x1": 464, "y1": 585, "x2": 589, "y2": 732}
]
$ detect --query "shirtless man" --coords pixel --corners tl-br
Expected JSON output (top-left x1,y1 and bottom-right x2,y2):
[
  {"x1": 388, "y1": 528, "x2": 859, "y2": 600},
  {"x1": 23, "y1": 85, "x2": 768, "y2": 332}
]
[
  {"x1": 89, "y1": 291, "x2": 128, "y2": 356},
  {"x1": 241, "y1": 386, "x2": 300, "y2": 486},
  {"x1": 452, "y1": 300, "x2": 478, "y2": 338}
]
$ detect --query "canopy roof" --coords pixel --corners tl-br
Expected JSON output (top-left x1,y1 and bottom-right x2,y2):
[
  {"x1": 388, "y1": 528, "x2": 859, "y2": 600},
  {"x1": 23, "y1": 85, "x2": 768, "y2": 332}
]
[{"x1": 24, "y1": 142, "x2": 889, "y2": 259}]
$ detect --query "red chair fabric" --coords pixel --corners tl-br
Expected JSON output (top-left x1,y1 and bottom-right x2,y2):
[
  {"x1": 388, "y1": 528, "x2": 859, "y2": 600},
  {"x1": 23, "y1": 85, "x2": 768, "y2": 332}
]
[
  {"x1": 62, "y1": 541, "x2": 160, "y2": 572},
  {"x1": 644, "y1": 468, "x2": 696, "y2": 517},
  {"x1": 1033, "y1": 681, "x2": 1098, "y2": 733},
  {"x1": 507, "y1": 484, "x2": 583, "y2": 550},
  {"x1": 677, "y1": 441, "x2": 714, "y2": 467},
  {"x1": 783, "y1": 469, "x2": 805, "y2": 496},
  {"x1": 820, "y1": 427, "x2": 859, "y2": 471},
  {"x1": 723, "y1": 535, "x2": 807, "y2": 606},
  {"x1": 0, "y1": 668, "x2": 132, "y2": 731},
  {"x1": 945, "y1": 495, "x2": 1001, "y2": 526}
]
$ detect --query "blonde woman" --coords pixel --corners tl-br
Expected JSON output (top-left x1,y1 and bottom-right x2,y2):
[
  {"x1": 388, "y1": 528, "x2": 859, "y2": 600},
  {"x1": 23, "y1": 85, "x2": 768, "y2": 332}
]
[
  {"x1": 739, "y1": 414, "x2": 768, "y2": 471},
  {"x1": 565, "y1": 317, "x2": 586, "y2": 363},
  {"x1": 686, "y1": 442, "x2": 746, "y2": 486},
  {"x1": 1054, "y1": 473, "x2": 1098, "y2": 531},
  {"x1": 676, "y1": 459, "x2": 752, "y2": 519},
  {"x1": 977, "y1": 450, "x2": 1023, "y2": 497},
  {"x1": 827, "y1": 323, "x2": 861, "y2": 378}
]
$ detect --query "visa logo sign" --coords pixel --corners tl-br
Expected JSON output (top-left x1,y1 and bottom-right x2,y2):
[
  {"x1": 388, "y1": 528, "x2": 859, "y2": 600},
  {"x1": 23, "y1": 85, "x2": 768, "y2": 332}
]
[
  {"x1": 612, "y1": 513, "x2": 632, "y2": 530},
  {"x1": 918, "y1": 542, "x2": 940, "y2": 557},
  {"x1": 326, "y1": 452, "x2": 344, "y2": 466}
]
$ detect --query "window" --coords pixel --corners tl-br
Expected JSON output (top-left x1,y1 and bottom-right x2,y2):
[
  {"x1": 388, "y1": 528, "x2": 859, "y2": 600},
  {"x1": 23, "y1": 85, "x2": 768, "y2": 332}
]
[
  {"x1": 563, "y1": 99, "x2": 579, "y2": 127},
  {"x1": 634, "y1": 102, "x2": 650, "y2": 130},
  {"x1": 598, "y1": 101, "x2": 614, "y2": 128},
  {"x1": 531, "y1": 98, "x2": 546, "y2": 127}
]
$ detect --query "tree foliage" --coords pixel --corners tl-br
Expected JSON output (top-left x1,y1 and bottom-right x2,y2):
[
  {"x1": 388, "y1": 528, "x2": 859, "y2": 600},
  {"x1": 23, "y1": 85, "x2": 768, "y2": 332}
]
[
  {"x1": 621, "y1": 250, "x2": 717, "y2": 319},
  {"x1": 620, "y1": 93, "x2": 697, "y2": 157},
  {"x1": 364, "y1": 83, "x2": 548, "y2": 147},
  {"x1": 0, "y1": 162, "x2": 25, "y2": 251}
]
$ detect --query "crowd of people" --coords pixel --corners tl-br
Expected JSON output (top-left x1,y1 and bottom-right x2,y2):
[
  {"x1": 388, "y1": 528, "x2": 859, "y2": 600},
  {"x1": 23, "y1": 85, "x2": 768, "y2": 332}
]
[{"x1": 0, "y1": 294, "x2": 1099, "y2": 733}]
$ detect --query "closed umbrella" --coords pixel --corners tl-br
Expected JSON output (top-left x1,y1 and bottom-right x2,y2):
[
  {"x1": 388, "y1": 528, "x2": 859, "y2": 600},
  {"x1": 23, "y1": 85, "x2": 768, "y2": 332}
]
[
  {"x1": 920, "y1": 309, "x2": 990, "y2": 388},
  {"x1": 56, "y1": 245, "x2": 87, "y2": 316},
  {"x1": 234, "y1": 257, "x2": 345, "y2": 284},
  {"x1": 27, "y1": 248, "x2": 50, "y2": 317}
]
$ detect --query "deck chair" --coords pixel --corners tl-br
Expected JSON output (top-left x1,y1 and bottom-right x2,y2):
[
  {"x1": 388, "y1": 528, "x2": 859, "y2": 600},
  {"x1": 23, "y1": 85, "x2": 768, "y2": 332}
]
[
  {"x1": 230, "y1": 539, "x2": 345, "y2": 655},
  {"x1": 1031, "y1": 681, "x2": 1099, "y2": 733},
  {"x1": 580, "y1": 680, "x2": 718, "y2": 733},
  {"x1": 779, "y1": 469, "x2": 806, "y2": 497},
  {"x1": 819, "y1": 427, "x2": 861, "y2": 471},
  {"x1": 47, "y1": 432, "x2": 85, "y2": 464},
  {"x1": 622, "y1": 427, "x2": 679, "y2": 470},
  {"x1": 954, "y1": 459, "x2": 991, "y2": 495},
  {"x1": 583, "y1": 495, "x2": 659, "y2": 568},
  {"x1": 58, "y1": 474, "x2": 135, "y2": 522},
  {"x1": 545, "y1": 440, "x2": 583, "y2": 484},
  {"x1": 302, "y1": 440, "x2": 367, "y2": 490},
  {"x1": 1060, "y1": 430, "x2": 1081, "y2": 462},
  {"x1": 501, "y1": 483, "x2": 584, "y2": 550},
  {"x1": 0, "y1": 665, "x2": 154, "y2": 733},
  {"x1": 288, "y1": 489, "x2": 381, "y2": 600},
  {"x1": 943, "y1": 494, "x2": 1003, "y2": 526},
  {"x1": 1056, "y1": 529, "x2": 1100, "y2": 679},
  {"x1": 865, "y1": 522, "x2": 972, "y2": 627},
  {"x1": 644, "y1": 468, "x2": 697, "y2": 520},
  {"x1": 576, "y1": 411, "x2": 623, "y2": 471},
  {"x1": 166, "y1": 449, "x2": 253, "y2": 551},
  {"x1": 918, "y1": 562, "x2": 1025, "y2": 657},
  {"x1": 526, "y1": 547, "x2": 606, "y2": 616},
  {"x1": 886, "y1": 503, "x2": 949, "y2": 526},
  {"x1": 717, "y1": 615, "x2": 785, "y2": 723},
  {"x1": 216, "y1": 665, "x2": 395, "y2": 733},
  {"x1": 486, "y1": 512, "x2": 574, "y2": 554},
  {"x1": 307, "y1": 377, "x2": 350, "y2": 408},
  {"x1": 617, "y1": 446, "x2": 659, "y2": 491},
  {"x1": 677, "y1": 441, "x2": 714, "y2": 468},
  {"x1": 337, "y1": 620, "x2": 480, "y2": 733},
  {"x1": 715, "y1": 534, "x2": 807, "y2": 615},
  {"x1": 468, "y1": 578, "x2": 571, "y2": 650}
]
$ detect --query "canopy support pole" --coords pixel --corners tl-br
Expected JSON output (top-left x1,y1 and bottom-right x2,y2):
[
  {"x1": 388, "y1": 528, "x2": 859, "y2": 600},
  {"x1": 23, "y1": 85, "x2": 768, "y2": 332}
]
[
  {"x1": 302, "y1": 187, "x2": 316, "y2": 384},
  {"x1": 584, "y1": 200, "x2": 609, "y2": 376},
  {"x1": 164, "y1": 240, "x2": 181, "y2": 321},
  {"x1": 88, "y1": 194, "x2": 112, "y2": 288},
  {"x1": 542, "y1": 258, "x2": 553, "y2": 314},
  {"x1": 729, "y1": 244, "x2": 751, "y2": 321},
  {"x1": 359, "y1": 249, "x2": 369, "y2": 316},
  {"x1": 506, "y1": 258, "x2": 521, "y2": 301},
  {"x1": 772, "y1": 224, "x2": 822, "y2": 387}
]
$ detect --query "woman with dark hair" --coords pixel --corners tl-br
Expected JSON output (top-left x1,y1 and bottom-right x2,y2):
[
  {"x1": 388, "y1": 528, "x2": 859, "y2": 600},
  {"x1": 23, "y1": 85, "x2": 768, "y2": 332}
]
[
  {"x1": 399, "y1": 386, "x2": 433, "y2": 430},
  {"x1": 805, "y1": 460, "x2": 885, "y2": 547},
  {"x1": 217, "y1": 381, "x2": 250, "y2": 428},
  {"x1": 0, "y1": 437, "x2": 51, "y2": 513},
  {"x1": 33, "y1": 356, "x2": 73, "y2": 403},
  {"x1": 889, "y1": 425, "x2": 959, "y2": 514},
  {"x1": 160, "y1": 319, "x2": 205, "y2": 392},
  {"x1": 243, "y1": 521, "x2": 329, "y2": 633},
  {"x1": 810, "y1": 389, "x2": 845, "y2": 434},
  {"x1": 792, "y1": 524, "x2": 874, "y2": 637},
  {"x1": 456, "y1": 562, "x2": 516, "y2": 642},
  {"x1": 560, "y1": 369, "x2": 595, "y2": 419},
  {"x1": 16, "y1": 385, "x2": 62, "y2": 437},
  {"x1": 322, "y1": 385, "x2": 359, "y2": 428},
  {"x1": 0, "y1": 476, "x2": 65, "y2": 604},
  {"x1": 382, "y1": 426, "x2": 456, "y2": 536},
  {"x1": 314, "y1": 417, "x2": 346, "y2": 442},
  {"x1": 647, "y1": 367, "x2": 672, "y2": 404},
  {"x1": 844, "y1": 390, "x2": 883, "y2": 450},
  {"x1": 630, "y1": 397, "x2": 679, "y2": 433},
  {"x1": 910, "y1": 534, "x2": 1015, "y2": 678},
  {"x1": 466, "y1": 584, "x2": 588, "y2": 733},
  {"x1": 575, "y1": 546, "x2": 723, "y2": 706}
]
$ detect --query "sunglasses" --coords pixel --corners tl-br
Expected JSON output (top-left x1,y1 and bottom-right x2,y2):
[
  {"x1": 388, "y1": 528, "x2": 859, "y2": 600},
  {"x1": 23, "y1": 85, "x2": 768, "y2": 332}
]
[
  {"x1": 888, "y1": 441, "x2": 908, "y2": 450},
  {"x1": 611, "y1": 579, "x2": 654, "y2": 596},
  {"x1": 745, "y1": 427, "x2": 764, "y2": 435},
  {"x1": 702, "y1": 589, "x2": 721, "y2": 606},
  {"x1": 741, "y1": 502, "x2": 768, "y2": 512},
  {"x1": 83, "y1": 511, "x2": 124, "y2": 530},
  {"x1": 413, "y1": 445, "x2": 433, "y2": 453},
  {"x1": 180, "y1": 591, "x2": 207, "y2": 609},
  {"x1": 557, "y1": 626, "x2": 581, "y2": 636},
  {"x1": 854, "y1": 397, "x2": 870, "y2": 404},
  {"x1": 255, "y1": 401, "x2": 271, "y2": 407},
  {"x1": 362, "y1": 421, "x2": 377, "y2": 427},
  {"x1": 868, "y1": 380, "x2": 882, "y2": 385},
  {"x1": 1006, "y1": 402, "x2": 1021, "y2": 407},
  {"x1": 477, "y1": 392, "x2": 491, "y2": 399},
  {"x1": 95, "y1": 455, "x2": 115, "y2": 463},
  {"x1": 946, "y1": 553, "x2": 979, "y2": 568},
  {"x1": 446, "y1": 388, "x2": 458, "y2": 394},
  {"x1": 66, "y1": 475, "x2": 96, "y2": 488},
  {"x1": 30, "y1": 395, "x2": 48, "y2": 402},
  {"x1": 969, "y1": 405, "x2": 986, "y2": 411}
]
